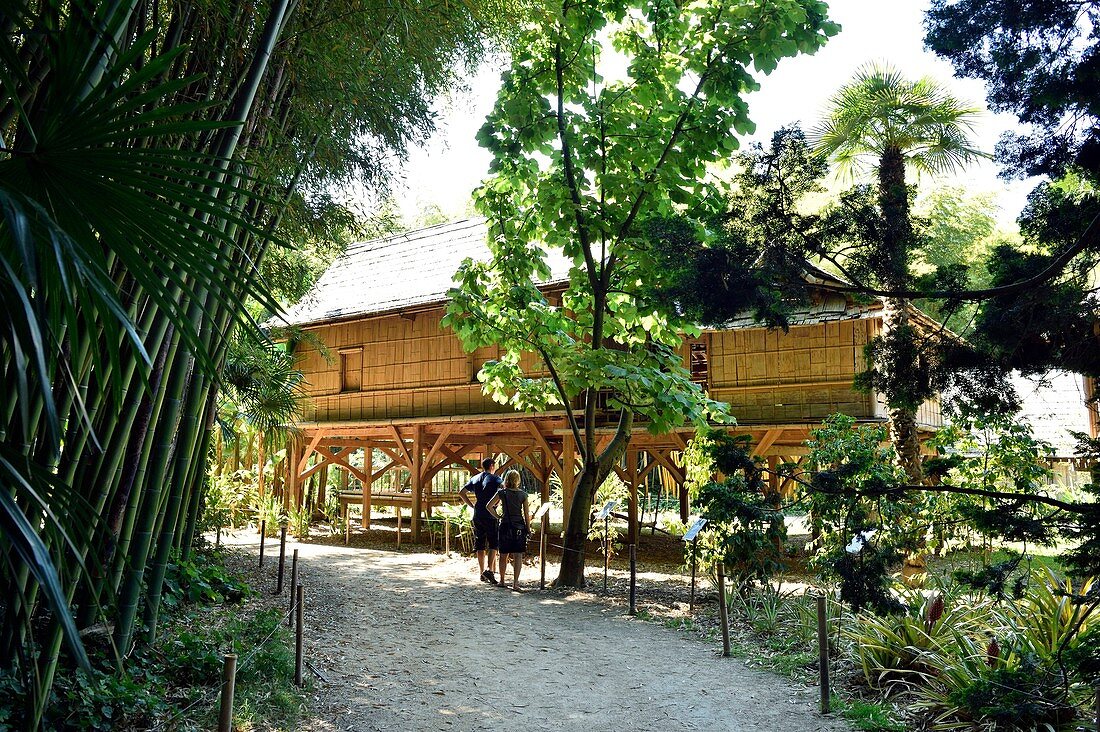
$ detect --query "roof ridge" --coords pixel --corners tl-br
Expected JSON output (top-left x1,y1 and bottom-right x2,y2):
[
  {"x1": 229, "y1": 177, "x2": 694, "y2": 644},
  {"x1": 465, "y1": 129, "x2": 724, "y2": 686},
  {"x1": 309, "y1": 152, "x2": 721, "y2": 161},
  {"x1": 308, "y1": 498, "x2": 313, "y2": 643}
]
[{"x1": 345, "y1": 217, "x2": 486, "y2": 253}]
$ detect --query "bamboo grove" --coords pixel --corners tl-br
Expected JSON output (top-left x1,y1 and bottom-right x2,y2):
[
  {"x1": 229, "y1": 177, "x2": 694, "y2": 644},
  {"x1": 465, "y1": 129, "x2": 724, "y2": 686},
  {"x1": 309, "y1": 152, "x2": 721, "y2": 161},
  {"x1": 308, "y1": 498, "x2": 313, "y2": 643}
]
[{"x1": 0, "y1": 0, "x2": 514, "y2": 719}]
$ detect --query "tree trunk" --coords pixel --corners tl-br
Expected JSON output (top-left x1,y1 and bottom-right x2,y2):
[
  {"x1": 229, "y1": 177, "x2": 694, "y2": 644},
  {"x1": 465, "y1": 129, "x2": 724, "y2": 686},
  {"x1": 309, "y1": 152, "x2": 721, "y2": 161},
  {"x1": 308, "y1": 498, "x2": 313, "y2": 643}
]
[
  {"x1": 555, "y1": 467, "x2": 599, "y2": 587},
  {"x1": 554, "y1": 410, "x2": 634, "y2": 588},
  {"x1": 884, "y1": 304, "x2": 924, "y2": 481},
  {"x1": 877, "y1": 146, "x2": 923, "y2": 483}
]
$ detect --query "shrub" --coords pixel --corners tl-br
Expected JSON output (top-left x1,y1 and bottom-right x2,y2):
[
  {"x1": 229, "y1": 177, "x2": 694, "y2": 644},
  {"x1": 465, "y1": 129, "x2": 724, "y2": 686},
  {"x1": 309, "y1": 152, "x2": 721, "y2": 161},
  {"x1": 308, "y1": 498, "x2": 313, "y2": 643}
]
[
  {"x1": 845, "y1": 586, "x2": 993, "y2": 690},
  {"x1": 1000, "y1": 571, "x2": 1096, "y2": 665},
  {"x1": 727, "y1": 583, "x2": 796, "y2": 635},
  {"x1": 161, "y1": 548, "x2": 251, "y2": 609},
  {"x1": 683, "y1": 430, "x2": 787, "y2": 588},
  {"x1": 948, "y1": 660, "x2": 1076, "y2": 731}
]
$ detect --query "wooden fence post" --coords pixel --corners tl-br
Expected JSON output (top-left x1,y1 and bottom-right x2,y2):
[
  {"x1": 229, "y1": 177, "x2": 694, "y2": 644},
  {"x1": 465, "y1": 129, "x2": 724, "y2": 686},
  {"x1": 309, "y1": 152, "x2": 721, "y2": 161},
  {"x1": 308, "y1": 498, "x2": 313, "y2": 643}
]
[
  {"x1": 287, "y1": 549, "x2": 299, "y2": 627},
  {"x1": 217, "y1": 653, "x2": 237, "y2": 732},
  {"x1": 444, "y1": 519, "x2": 450, "y2": 555},
  {"x1": 294, "y1": 584, "x2": 305, "y2": 687},
  {"x1": 717, "y1": 562, "x2": 730, "y2": 657},
  {"x1": 258, "y1": 520, "x2": 266, "y2": 568},
  {"x1": 629, "y1": 543, "x2": 637, "y2": 616},
  {"x1": 603, "y1": 515, "x2": 610, "y2": 593},
  {"x1": 275, "y1": 526, "x2": 287, "y2": 595},
  {"x1": 689, "y1": 536, "x2": 698, "y2": 613},
  {"x1": 539, "y1": 512, "x2": 548, "y2": 591},
  {"x1": 817, "y1": 594, "x2": 831, "y2": 714}
]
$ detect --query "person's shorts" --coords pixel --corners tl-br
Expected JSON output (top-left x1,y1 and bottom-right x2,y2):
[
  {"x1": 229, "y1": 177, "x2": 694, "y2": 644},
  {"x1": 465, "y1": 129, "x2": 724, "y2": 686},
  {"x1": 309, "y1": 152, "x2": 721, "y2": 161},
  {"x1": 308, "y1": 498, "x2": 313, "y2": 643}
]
[{"x1": 473, "y1": 515, "x2": 498, "y2": 552}]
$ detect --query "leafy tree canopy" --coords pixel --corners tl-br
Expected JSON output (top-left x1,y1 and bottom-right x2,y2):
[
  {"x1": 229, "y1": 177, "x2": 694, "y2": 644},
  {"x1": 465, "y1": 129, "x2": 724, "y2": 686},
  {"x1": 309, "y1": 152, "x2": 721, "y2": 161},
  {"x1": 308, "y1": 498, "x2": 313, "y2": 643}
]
[
  {"x1": 444, "y1": 0, "x2": 839, "y2": 586},
  {"x1": 925, "y1": 0, "x2": 1100, "y2": 181}
]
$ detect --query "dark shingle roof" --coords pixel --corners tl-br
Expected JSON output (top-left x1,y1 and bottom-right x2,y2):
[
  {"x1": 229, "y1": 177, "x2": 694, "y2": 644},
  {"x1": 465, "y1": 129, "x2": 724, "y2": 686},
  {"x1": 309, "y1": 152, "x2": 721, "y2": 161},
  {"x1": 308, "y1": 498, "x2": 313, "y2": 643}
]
[{"x1": 709, "y1": 291, "x2": 880, "y2": 329}]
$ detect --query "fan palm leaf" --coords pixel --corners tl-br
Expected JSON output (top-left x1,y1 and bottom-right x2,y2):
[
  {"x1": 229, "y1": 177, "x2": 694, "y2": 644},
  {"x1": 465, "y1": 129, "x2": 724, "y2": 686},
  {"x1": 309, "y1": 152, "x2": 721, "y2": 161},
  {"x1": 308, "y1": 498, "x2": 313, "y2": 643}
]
[{"x1": 812, "y1": 62, "x2": 987, "y2": 180}]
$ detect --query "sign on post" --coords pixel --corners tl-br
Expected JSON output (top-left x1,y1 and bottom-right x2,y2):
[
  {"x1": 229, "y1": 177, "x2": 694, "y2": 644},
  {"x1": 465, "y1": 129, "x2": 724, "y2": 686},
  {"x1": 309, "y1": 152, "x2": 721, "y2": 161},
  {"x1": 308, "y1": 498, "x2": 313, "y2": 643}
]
[
  {"x1": 596, "y1": 500, "x2": 618, "y2": 521},
  {"x1": 532, "y1": 502, "x2": 553, "y2": 522},
  {"x1": 683, "y1": 517, "x2": 708, "y2": 542}
]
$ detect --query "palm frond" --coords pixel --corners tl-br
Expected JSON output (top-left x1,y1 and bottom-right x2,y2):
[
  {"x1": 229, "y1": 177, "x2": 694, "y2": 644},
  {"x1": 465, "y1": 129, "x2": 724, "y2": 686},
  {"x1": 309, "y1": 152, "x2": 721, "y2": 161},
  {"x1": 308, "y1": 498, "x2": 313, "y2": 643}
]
[{"x1": 812, "y1": 61, "x2": 988, "y2": 180}]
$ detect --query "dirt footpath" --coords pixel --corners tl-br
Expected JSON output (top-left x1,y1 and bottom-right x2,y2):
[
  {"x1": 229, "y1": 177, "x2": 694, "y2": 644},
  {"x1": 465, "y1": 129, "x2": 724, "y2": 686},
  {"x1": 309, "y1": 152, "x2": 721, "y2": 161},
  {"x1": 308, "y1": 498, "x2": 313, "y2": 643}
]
[{"x1": 236, "y1": 536, "x2": 848, "y2": 732}]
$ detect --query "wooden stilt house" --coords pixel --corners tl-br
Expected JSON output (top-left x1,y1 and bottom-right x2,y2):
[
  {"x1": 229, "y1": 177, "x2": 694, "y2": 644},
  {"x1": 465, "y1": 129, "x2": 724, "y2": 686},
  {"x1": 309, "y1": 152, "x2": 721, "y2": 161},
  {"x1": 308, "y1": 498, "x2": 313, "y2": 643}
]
[{"x1": 277, "y1": 219, "x2": 943, "y2": 541}]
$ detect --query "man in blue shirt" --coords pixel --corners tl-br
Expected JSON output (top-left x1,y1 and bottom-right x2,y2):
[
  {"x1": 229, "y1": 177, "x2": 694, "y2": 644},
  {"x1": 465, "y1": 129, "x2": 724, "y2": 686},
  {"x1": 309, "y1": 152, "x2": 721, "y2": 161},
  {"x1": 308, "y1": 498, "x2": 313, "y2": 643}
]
[{"x1": 459, "y1": 457, "x2": 502, "y2": 584}]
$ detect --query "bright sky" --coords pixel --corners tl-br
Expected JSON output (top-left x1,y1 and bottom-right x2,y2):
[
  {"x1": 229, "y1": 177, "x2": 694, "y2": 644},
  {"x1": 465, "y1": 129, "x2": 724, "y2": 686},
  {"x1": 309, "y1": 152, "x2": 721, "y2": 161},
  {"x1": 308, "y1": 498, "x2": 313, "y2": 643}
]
[{"x1": 385, "y1": 0, "x2": 1037, "y2": 226}]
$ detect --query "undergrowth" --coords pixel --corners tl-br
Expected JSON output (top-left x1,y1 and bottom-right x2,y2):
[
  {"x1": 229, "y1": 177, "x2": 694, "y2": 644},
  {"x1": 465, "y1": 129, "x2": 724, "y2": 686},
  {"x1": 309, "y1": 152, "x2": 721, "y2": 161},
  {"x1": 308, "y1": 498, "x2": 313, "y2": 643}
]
[{"x1": 0, "y1": 545, "x2": 307, "y2": 731}]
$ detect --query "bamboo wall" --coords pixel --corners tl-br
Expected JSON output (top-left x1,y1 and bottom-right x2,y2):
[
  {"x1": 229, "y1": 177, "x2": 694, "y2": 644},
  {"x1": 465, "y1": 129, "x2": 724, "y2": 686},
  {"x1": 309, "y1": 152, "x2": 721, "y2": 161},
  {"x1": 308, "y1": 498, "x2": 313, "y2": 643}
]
[
  {"x1": 295, "y1": 309, "x2": 513, "y2": 421},
  {"x1": 295, "y1": 306, "x2": 941, "y2": 428},
  {"x1": 706, "y1": 319, "x2": 876, "y2": 424}
]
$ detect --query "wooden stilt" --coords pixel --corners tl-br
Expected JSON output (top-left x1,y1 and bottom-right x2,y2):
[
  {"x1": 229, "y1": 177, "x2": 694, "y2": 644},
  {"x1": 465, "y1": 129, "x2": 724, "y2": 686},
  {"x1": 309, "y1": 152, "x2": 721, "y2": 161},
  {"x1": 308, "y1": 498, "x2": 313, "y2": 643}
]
[
  {"x1": 629, "y1": 543, "x2": 637, "y2": 615},
  {"x1": 561, "y1": 433, "x2": 576, "y2": 527},
  {"x1": 412, "y1": 426, "x2": 423, "y2": 541},
  {"x1": 362, "y1": 448, "x2": 373, "y2": 529}
]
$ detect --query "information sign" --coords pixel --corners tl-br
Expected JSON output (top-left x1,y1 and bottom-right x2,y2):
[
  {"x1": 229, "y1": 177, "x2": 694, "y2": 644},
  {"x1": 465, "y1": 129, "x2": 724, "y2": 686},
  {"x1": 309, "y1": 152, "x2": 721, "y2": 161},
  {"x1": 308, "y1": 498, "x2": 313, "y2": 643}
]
[
  {"x1": 532, "y1": 502, "x2": 553, "y2": 522},
  {"x1": 683, "y1": 517, "x2": 708, "y2": 542}
]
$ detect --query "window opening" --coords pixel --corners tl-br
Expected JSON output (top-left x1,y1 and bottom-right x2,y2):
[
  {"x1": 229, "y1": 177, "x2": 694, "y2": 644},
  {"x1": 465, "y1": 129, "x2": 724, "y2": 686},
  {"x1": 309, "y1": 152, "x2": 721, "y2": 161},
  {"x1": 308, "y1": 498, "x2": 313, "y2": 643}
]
[
  {"x1": 340, "y1": 348, "x2": 363, "y2": 392},
  {"x1": 689, "y1": 340, "x2": 708, "y2": 390}
]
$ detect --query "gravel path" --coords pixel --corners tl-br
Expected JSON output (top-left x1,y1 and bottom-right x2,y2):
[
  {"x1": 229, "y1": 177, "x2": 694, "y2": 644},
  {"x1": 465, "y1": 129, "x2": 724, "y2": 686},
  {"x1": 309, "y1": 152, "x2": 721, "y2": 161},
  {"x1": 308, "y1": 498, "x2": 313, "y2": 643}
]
[{"x1": 230, "y1": 534, "x2": 848, "y2": 732}]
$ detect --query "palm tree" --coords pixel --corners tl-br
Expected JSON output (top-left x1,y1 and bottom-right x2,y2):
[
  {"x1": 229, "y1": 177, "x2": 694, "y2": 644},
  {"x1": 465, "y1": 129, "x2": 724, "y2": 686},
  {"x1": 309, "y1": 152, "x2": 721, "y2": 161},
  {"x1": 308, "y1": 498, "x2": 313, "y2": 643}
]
[{"x1": 814, "y1": 63, "x2": 985, "y2": 481}]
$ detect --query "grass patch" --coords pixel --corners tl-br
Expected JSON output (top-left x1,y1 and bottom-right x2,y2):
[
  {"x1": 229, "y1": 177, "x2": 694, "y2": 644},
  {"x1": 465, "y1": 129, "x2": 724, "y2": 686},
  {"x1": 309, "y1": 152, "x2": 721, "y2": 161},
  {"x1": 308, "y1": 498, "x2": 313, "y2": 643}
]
[{"x1": 831, "y1": 695, "x2": 906, "y2": 732}]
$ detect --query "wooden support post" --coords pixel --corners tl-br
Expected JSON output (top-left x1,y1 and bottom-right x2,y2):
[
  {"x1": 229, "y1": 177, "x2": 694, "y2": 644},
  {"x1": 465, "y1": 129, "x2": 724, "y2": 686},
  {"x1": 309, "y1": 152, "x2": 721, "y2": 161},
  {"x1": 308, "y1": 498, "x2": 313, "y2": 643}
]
[
  {"x1": 287, "y1": 439, "x2": 300, "y2": 510},
  {"x1": 412, "y1": 426, "x2": 423, "y2": 541},
  {"x1": 344, "y1": 503, "x2": 350, "y2": 545},
  {"x1": 444, "y1": 519, "x2": 451, "y2": 555},
  {"x1": 258, "y1": 521, "x2": 266, "y2": 568},
  {"x1": 275, "y1": 526, "x2": 287, "y2": 594},
  {"x1": 562, "y1": 433, "x2": 575, "y2": 527},
  {"x1": 396, "y1": 508, "x2": 402, "y2": 548},
  {"x1": 294, "y1": 584, "x2": 304, "y2": 687},
  {"x1": 540, "y1": 512, "x2": 549, "y2": 591},
  {"x1": 317, "y1": 464, "x2": 329, "y2": 511},
  {"x1": 362, "y1": 448, "x2": 373, "y2": 529},
  {"x1": 818, "y1": 594, "x2": 830, "y2": 713},
  {"x1": 629, "y1": 543, "x2": 637, "y2": 616},
  {"x1": 717, "y1": 562, "x2": 730, "y2": 657},
  {"x1": 217, "y1": 653, "x2": 237, "y2": 732},
  {"x1": 679, "y1": 482, "x2": 689, "y2": 524},
  {"x1": 287, "y1": 549, "x2": 298, "y2": 627},
  {"x1": 540, "y1": 449, "x2": 550, "y2": 506}
]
